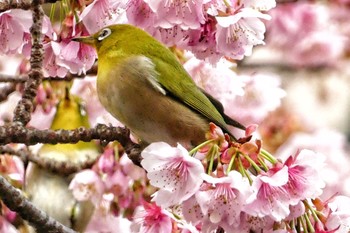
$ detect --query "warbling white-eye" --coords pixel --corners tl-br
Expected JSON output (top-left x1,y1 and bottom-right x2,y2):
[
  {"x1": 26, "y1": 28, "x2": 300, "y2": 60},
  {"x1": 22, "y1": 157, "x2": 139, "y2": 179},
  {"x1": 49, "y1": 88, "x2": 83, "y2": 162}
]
[
  {"x1": 73, "y1": 24, "x2": 245, "y2": 147},
  {"x1": 25, "y1": 89, "x2": 100, "y2": 232}
]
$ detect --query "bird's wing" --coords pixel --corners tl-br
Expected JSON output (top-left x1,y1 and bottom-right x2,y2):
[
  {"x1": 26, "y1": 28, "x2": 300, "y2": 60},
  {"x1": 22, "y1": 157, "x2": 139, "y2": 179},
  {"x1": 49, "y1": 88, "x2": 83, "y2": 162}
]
[
  {"x1": 121, "y1": 55, "x2": 167, "y2": 95},
  {"x1": 151, "y1": 56, "x2": 238, "y2": 135},
  {"x1": 200, "y1": 89, "x2": 246, "y2": 130}
]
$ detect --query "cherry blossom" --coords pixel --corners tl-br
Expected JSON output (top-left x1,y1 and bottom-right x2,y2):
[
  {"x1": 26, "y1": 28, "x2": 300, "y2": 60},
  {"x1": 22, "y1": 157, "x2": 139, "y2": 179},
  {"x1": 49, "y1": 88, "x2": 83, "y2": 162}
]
[
  {"x1": 195, "y1": 171, "x2": 252, "y2": 232},
  {"x1": 141, "y1": 142, "x2": 204, "y2": 208},
  {"x1": 0, "y1": 216, "x2": 18, "y2": 233},
  {"x1": 80, "y1": 0, "x2": 128, "y2": 34},
  {"x1": 2, "y1": 0, "x2": 350, "y2": 232},
  {"x1": 276, "y1": 129, "x2": 350, "y2": 198},
  {"x1": 245, "y1": 165, "x2": 291, "y2": 221},
  {"x1": 283, "y1": 149, "x2": 325, "y2": 202},
  {"x1": 215, "y1": 8, "x2": 271, "y2": 60},
  {"x1": 0, "y1": 155, "x2": 24, "y2": 185},
  {"x1": 126, "y1": 0, "x2": 158, "y2": 29},
  {"x1": 229, "y1": 73, "x2": 286, "y2": 125},
  {"x1": 97, "y1": 147, "x2": 116, "y2": 175},
  {"x1": 144, "y1": 0, "x2": 205, "y2": 30},
  {"x1": 266, "y1": 2, "x2": 346, "y2": 67},
  {"x1": 85, "y1": 211, "x2": 131, "y2": 233},
  {"x1": 325, "y1": 195, "x2": 350, "y2": 233},
  {"x1": 0, "y1": 9, "x2": 31, "y2": 55},
  {"x1": 131, "y1": 201, "x2": 172, "y2": 233},
  {"x1": 52, "y1": 39, "x2": 97, "y2": 76},
  {"x1": 236, "y1": 213, "x2": 275, "y2": 233},
  {"x1": 69, "y1": 169, "x2": 105, "y2": 205}
]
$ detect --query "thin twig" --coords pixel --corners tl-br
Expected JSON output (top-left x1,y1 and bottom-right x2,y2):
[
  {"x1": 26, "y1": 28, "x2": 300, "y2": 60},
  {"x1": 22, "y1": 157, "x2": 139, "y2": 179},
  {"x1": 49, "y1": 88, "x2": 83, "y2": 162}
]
[
  {"x1": 13, "y1": 0, "x2": 44, "y2": 125},
  {"x1": 0, "y1": 123, "x2": 143, "y2": 166},
  {"x1": 0, "y1": 174, "x2": 77, "y2": 233},
  {"x1": 0, "y1": 145, "x2": 99, "y2": 175},
  {"x1": 0, "y1": 1, "x2": 31, "y2": 13},
  {"x1": 0, "y1": 0, "x2": 61, "y2": 13},
  {"x1": 0, "y1": 83, "x2": 16, "y2": 102}
]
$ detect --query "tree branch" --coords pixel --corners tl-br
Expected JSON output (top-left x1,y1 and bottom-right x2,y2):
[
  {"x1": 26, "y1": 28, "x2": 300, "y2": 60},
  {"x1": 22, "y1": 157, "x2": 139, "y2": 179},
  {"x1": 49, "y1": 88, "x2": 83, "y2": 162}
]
[
  {"x1": 0, "y1": 123, "x2": 143, "y2": 166},
  {"x1": 0, "y1": 0, "x2": 62, "y2": 13},
  {"x1": 0, "y1": 175, "x2": 77, "y2": 233},
  {"x1": 13, "y1": 0, "x2": 44, "y2": 125},
  {"x1": 0, "y1": 145, "x2": 100, "y2": 176},
  {"x1": 0, "y1": 84, "x2": 16, "y2": 103}
]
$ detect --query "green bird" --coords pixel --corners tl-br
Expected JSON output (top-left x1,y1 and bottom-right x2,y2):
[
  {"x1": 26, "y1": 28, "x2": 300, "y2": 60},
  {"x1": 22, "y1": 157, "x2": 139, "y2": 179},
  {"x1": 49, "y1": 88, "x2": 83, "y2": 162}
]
[
  {"x1": 25, "y1": 92, "x2": 99, "y2": 232},
  {"x1": 73, "y1": 24, "x2": 245, "y2": 148}
]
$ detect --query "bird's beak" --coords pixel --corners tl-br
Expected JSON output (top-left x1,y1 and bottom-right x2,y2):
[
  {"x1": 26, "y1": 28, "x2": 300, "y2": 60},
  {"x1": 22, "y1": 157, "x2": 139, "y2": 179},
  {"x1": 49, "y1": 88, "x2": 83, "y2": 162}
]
[{"x1": 72, "y1": 36, "x2": 95, "y2": 46}]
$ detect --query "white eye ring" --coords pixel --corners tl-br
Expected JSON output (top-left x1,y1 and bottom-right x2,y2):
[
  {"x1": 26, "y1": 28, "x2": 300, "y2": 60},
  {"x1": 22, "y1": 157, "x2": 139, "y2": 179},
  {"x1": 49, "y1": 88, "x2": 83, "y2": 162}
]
[{"x1": 97, "y1": 28, "x2": 112, "y2": 41}]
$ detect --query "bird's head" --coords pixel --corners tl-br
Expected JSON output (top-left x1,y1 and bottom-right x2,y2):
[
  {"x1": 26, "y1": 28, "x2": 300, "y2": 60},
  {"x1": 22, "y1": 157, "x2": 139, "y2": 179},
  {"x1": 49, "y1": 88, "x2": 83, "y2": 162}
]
[{"x1": 73, "y1": 24, "x2": 143, "y2": 55}]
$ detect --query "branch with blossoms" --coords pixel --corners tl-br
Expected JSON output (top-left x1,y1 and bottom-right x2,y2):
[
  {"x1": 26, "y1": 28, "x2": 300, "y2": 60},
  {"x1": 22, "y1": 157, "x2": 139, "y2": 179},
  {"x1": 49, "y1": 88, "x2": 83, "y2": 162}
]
[
  {"x1": 136, "y1": 124, "x2": 339, "y2": 232},
  {"x1": 0, "y1": 0, "x2": 142, "y2": 231},
  {"x1": 1, "y1": 0, "x2": 350, "y2": 233}
]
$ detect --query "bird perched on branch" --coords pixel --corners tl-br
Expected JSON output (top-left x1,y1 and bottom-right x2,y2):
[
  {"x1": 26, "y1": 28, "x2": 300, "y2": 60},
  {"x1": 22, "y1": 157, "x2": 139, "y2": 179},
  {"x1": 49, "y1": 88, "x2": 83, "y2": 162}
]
[{"x1": 73, "y1": 24, "x2": 245, "y2": 148}]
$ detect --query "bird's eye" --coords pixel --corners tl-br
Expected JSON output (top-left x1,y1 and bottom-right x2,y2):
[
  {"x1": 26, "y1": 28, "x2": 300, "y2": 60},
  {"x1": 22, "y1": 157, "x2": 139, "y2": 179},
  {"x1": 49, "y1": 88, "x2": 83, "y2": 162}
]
[{"x1": 97, "y1": 28, "x2": 112, "y2": 41}]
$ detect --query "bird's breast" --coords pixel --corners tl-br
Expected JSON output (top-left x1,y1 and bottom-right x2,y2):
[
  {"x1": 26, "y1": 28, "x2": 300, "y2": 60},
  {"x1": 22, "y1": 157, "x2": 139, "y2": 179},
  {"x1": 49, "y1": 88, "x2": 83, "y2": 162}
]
[{"x1": 96, "y1": 57, "x2": 209, "y2": 147}]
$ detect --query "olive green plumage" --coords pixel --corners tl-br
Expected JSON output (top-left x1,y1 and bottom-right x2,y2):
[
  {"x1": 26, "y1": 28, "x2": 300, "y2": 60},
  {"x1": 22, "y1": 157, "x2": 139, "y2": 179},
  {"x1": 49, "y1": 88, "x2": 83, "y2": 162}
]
[{"x1": 74, "y1": 24, "x2": 245, "y2": 147}]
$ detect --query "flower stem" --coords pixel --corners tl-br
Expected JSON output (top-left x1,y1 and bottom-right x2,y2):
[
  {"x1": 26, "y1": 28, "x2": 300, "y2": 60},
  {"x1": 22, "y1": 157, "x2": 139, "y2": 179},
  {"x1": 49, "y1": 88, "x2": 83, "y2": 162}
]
[
  {"x1": 207, "y1": 145, "x2": 219, "y2": 175},
  {"x1": 238, "y1": 157, "x2": 252, "y2": 184},
  {"x1": 257, "y1": 156, "x2": 269, "y2": 172},
  {"x1": 189, "y1": 139, "x2": 216, "y2": 156},
  {"x1": 226, "y1": 151, "x2": 237, "y2": 174},
  {"x1": 304, "y1": 213, "x2": 315, "y2": 233},
  {"x1": 303, "y1": 200, "x2": 320, "y2": 223},
  {"x1": 260, "y1": 149, "x2": 278, "y2": 164},
  {"x1": 241, "y1": 152, "x2": 262, "y2": 173}
]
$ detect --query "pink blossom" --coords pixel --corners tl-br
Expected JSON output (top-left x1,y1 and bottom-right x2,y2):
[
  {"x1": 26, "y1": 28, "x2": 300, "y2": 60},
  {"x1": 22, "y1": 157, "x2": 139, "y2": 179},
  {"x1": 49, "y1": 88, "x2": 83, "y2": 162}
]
[
  {"x1": 0, "y1": 216, "x2": 18, "y2": 233},
  {"x1": 276, "y1": 129, "x2": 350, "y2": 198},
  {"x1": 80, "y1": 0, "x2": 128, "y2": 34},
  {"x1": 1, "y1": 204, "x2": 17, "y2": 223},
  {"x1": 241, "y1": 0, "x2": 276, "y2": 11},
  {"x1": 215, "y1": 8, "x2": 271, "y2": 60},
  {"x1": 326, "y1": 196, "x2": 350, "y2": 233},
  {"x1": 104, "y1": 169, "x2": 130, "y2": 196},
  {"x1": 21, "y1": 14, "x2": 55, "y2": 57},
  {"x1": 131, "y1": 201, "x2": 172, "y2": 233},
  {"x1": 42, "y1": 15, "x2": 96, "y2": 77},
  {"x1": 144, "y1": 0, "x2": 205, "y2": 30},
  {"x1": 237, "y1": 213, "x2": 275, "y2": 233},
  {"x1": 184, "y1": 16, "x2": 219, "y2": 62},
  {"x1": 285, "y1": 201, "x2": 305, "y2": 221},
  {"x1": 120, "y1": 153, "x2": 147, "y2": 181},
  {"x1": 53, "y1": 39, "x2": 96, "y2": 76},
  {"x1": 151, "y1": 25, "x2": 188, "y2": 47},
  {"x1": 330, "y1": 3, "x2": 350, "y2": 54},
  {"x1": 0, "y1": 155, "x2": 24, "y2": 185},
  {"x1": 195, "y1": 171, "x2": 252, "y2": 232},
  {"x1": 266, "y1": 2, "x2": 346, "y2": 67},
  {"x1": 141, "y1": 142, "x2": 204, "y2": 208},
  {"x1": 286, "y1": 31, "x2": 345, "y2": 67},
  {"x1": 228, "y1": 73, "x2": 286, "y2": 125},
  {"x1": 69, "y1": 169, "x2": 105, "y2": 205},
  {"x1": 0, "y1": 9, "x2": 31, "y2": 54},
  {"x1": 42, "y1": 42, "x2": 69, "y2": 78},
  {"x1": 245, "y1": 165, "x2": 291, "y2": 221},
  {"x1": 182, "y1": 195, "x2": 204, "y2": 225},
  {"x1": 97, "y1": 147, "x2": 116, "y2": 174},
  {"x1": 85, "y1": 207, "x2": 132, "y2": 233},
  {"x1": 126, "y1": 0, "x2": 158, "y2": 29},
  {"x1": 283, "y1": 149, "x2": 325, "y2": 202}
]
